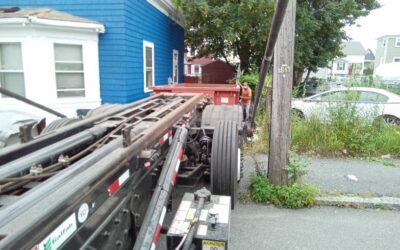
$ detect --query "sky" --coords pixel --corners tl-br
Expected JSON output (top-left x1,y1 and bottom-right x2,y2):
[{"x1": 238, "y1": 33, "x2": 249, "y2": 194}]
[{"x1": 344, "y1": 0, "x2": 400, "y2": 52}]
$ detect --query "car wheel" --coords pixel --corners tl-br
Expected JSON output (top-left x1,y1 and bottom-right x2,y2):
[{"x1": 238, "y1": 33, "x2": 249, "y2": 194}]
[
  {"x1": 383, "y1": 115, "x2": 400, "y2": 125},
  {"x1": 292, "y1": 109, "x2": 305, "y2": 119}
]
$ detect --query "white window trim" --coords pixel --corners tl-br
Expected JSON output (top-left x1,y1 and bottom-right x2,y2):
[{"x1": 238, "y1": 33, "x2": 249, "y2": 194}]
[
  {"x1": 395, "y1": 37, "x2": 400, "y2": 48},
  {"x1": 53, "y1": 43, "x2": 86, "y2": 98},
  {"x1": 172, "y1": 49, "x2": 179, "y2": 83},
  {"x1": 191, "y1": 64, "x2": 201, "y2": 76},
  {"x1": 0, "y1": 42, "x2": 26, "y2": 97},
  {"x1": 336, "y1": 62, "x2": 345, "y2": 71},
  {"x1": 143, "y1": 41, "x2": 155, "y2": 92},
  {"x1": 393, "y1": 57, "x2": 400, "y2": 62}
]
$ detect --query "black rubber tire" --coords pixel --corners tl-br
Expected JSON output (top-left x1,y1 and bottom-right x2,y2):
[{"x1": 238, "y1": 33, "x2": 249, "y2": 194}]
[
  {"x1": 41, "y1": 118, "x2": 79, "y2": 134},
  {"x1": 211, "y1": 120, "x2": 239, "y2": 209},
  {"x1": 292, "y1": 108, "x2": 305, "y2": 119},
  {"x1": 383, "y1": 115, "x2": 400, "y2": 125}
]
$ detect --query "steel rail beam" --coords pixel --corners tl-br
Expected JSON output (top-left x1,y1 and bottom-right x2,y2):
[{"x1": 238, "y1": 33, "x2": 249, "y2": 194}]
[
  {"x1": 0, "y1": 94, "x2": 203, "y2": 244},
  {"x1": 133, "y1": 126, "x2": 188, "y2": 250},
  {"x1": 0, "y1": 93, "x2": 170, "y2": 165},
  {"x1": 0, "y1": 126, "x2": 108, "y2": 179}
]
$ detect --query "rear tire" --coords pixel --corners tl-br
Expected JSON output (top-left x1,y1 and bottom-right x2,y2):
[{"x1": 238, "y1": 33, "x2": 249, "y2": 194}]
[
  {"x1": 211, "y1": 120, "x2": 239, "y2": 209},
  {"x1": 292, "y1": 109, "x2": 305, "y2": 119},
  {"x1": 383, "y1": 115, "x2": 400, "y2": 125}
]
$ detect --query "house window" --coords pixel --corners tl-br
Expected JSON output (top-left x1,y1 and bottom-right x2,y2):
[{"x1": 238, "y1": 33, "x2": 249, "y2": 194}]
[
  {"x1": 0, "y1": 43, "x2": 25, "y2": 97},
  {"x1": 395, "y1": 37, "x2": 400, "y2": 47},
  {"x1": 143, "y1": 41, "x2": 154, "y2": 91},
  {"x1": 54, "y1": 44, "x2": 85, "y2": 98},
  {"x1": 393, "y1": 57, "x2": 400, "y2": 62},
  {"x1": 193, "y1": 65, "x2": 200, "y2": 75},
  {"x1": 172, "y1": 50, "x2": 179, "y2": 83},
  {"x1": 337, "y1": 62, "x2": 345, "y2": 71}
]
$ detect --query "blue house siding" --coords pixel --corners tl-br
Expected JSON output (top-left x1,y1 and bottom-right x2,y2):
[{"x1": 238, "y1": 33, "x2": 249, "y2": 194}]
[
  {"x1": 124, "y1": 0, "x2": 184, "y2": 101},
  {"x1": 2, "y1": 0, "x2": 184, "y2": 103}
]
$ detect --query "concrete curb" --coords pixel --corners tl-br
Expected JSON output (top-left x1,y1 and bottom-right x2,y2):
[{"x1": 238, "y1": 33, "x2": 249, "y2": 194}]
[{"x1": 315, "y1": 196, "x2": 400, "y2": 210}]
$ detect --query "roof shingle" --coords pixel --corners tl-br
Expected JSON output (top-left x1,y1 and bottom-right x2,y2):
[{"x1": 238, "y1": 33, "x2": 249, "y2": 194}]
[{"x1": 0, "y1": 7, "x2": 102, "y2": 25}]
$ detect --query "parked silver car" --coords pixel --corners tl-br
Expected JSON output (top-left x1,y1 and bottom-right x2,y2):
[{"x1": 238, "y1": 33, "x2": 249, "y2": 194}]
[{"x1": 292, "y1": 87, "x2": 400, "y2": 124}]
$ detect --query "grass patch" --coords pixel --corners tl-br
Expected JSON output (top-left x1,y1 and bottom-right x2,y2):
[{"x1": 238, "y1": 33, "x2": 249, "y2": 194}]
[
  {"x1": 250, "y1": 174, "x2": 319, "y2": 208},
  {"x1": 247, "y1": 102, "x2": 400, "y2": 158},
  {"x1": 291, "y1": 105, "x2": 400, "y2": 157}
]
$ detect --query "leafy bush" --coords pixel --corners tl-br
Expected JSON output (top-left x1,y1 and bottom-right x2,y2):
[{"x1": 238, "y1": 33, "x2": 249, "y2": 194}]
[{"x1": 251, "y1": 174, "x2": 319, "y2": 208}]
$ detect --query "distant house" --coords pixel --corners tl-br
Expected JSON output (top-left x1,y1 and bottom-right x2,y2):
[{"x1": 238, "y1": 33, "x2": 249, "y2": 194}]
[
  {"x1": 364, "y1": 48, "x2": 375, "y2": 73},
  {"x1": 333, "y1": 41, "x2": 366, "y2": 77},
  {"x1": 184, "y1": 55, "x2": 234, "y2": 83},
  {"x1": 375, "y1": 35, "x2": 400, "y2": 68},
  {"x1": 0, "y1": 1, "x2": 184, "y2": 119},
  {"x1": 310, "y1": 41, "x2": 368, "y2": 80}
]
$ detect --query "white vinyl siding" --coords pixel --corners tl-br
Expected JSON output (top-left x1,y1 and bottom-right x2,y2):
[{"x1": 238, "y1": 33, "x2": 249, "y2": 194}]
[
  {"x1": 0, "y1": 43, "x2": 25, "y2": 97},
  {"x1": 143, "y1": 41, "x2": 155, "y2": 91},
  {"x1": 54, "y1": 44, "x2": 85, "y2": 98}
]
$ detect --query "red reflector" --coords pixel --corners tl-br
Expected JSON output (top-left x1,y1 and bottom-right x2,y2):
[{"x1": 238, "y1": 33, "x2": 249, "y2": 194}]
[
  {"x1": 178, "y1": 148, "x2": 184, "y2": 160},
  {"x1": 171, "y1": 170, "x2": 177, "y2": 185},
  {"x1": 107, "y1": 180, "x2": 119, "y2": 195},
  {"x1": 153, "y1": 224, "x2": 162, "y2": 244}
]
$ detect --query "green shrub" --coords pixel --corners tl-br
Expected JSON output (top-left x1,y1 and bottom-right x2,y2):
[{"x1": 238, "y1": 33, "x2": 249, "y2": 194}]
[
  {"x1": 250, "y1": 174, "x2": 319, "y2": 208},
  {"x1": 284, "y1": 151, "x2": 309, "y2": 184}
]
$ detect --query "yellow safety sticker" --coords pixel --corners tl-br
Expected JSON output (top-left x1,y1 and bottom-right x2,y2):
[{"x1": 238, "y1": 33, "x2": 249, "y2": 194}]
[
  {"x1": 202, "y1": 240, "x2": 225, "y2": 250},
  {"x1": 186, "y1": 208, "x2": 196, "y2": 220}
]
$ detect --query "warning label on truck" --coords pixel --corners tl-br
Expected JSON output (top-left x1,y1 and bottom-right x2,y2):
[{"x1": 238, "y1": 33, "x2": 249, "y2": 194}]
[{"x1": 202, "y1": 240, "x2": 226, "y2": 250}]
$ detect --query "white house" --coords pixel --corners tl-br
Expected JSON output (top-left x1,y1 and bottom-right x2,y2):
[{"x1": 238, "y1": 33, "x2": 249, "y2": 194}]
[
  {"x1": 332, "y1": 41, "x2": 366, "y2": 77},
  {"x1": 0, "y1": 8, "x2": 104, "y2": 121}
]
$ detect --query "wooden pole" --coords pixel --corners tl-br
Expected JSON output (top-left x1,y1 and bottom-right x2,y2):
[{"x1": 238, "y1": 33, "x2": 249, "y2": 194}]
[
  {"x1": 265, "y1": 86, "x2": 272, "y2": 132},
  {"x1": 267, "y1": 0, "x2": 296, "y2": 185}
]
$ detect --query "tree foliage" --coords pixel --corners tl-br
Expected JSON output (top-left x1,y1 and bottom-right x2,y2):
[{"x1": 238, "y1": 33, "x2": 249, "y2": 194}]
[
  {"x1": 175, "y1": 0, "x2": 275, "y2": 72},
  {"x1": 175, "y1": 0, "x2": 380, "y2": 81},
  {"x1": 294, "y1": 0, "x2": 380, "y2": 83}
]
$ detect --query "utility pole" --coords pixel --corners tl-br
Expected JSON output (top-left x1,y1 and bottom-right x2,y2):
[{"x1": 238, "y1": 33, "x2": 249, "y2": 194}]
[{"x1": 268, "y1": 0, "x2": 296, "y2": 185}]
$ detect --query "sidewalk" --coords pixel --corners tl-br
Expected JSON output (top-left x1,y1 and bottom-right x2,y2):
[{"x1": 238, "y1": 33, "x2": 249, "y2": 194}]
[
  {"x1": 305, "y1": 157, "x2": 400, "y2": 197},
  {"x1": 242, "y1": 154, "x2": 400, "y2": 209},
  {"x1": 230, "y1": 154, "x2": 400, "y2": 249},
  {"x1": 243, "y1": 154, "x2": 400, "y2": 197}
]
